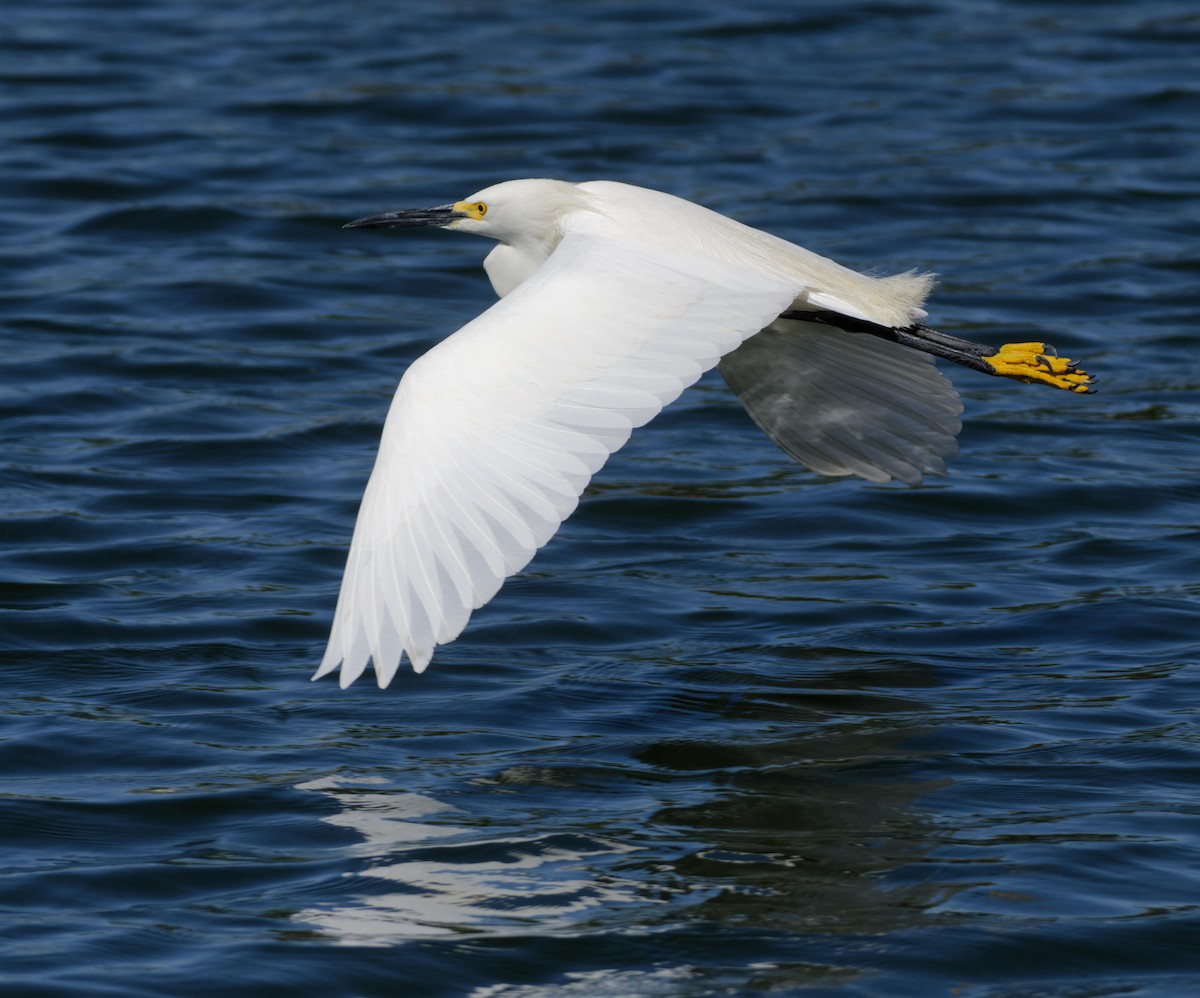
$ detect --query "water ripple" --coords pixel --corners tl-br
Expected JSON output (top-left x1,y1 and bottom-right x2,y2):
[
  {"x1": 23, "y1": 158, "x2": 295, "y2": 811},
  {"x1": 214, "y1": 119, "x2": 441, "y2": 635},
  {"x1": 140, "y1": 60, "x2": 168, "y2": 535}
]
[{"x1": 3, "y1": 1, "x2": 1199, "y2": 995}]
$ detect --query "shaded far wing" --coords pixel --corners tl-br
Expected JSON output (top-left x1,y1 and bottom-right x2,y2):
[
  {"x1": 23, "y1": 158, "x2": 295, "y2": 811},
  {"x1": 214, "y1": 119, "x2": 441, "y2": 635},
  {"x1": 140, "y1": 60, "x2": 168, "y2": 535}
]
[
  {"x1": 315, "y1": 226, "x2": 800, "y2": 687},
  {"x1": 718, "y1": 315, "x2": 965, "y2": 486}
]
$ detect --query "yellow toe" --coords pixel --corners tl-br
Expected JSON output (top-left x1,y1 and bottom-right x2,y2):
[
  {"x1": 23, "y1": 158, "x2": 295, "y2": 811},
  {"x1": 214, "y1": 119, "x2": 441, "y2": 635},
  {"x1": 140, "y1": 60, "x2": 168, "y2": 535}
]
[{"x1": 982, "y1": 342, "x2": 1096, "y2": 393}]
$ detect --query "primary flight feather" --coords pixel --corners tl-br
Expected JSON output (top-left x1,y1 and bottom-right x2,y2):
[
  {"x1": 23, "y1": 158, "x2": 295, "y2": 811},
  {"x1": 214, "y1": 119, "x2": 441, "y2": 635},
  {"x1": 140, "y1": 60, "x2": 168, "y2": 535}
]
[{"x1": 315, "y1": 179, "x2": 1092, "y2": 688}]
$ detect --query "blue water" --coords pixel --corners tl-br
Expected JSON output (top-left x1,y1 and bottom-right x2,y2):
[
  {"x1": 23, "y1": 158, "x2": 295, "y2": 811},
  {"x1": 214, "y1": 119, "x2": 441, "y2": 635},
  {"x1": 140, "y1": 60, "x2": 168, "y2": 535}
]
[{"x1": 3, "y1": 1, "x2": 1199, "y2": 995}]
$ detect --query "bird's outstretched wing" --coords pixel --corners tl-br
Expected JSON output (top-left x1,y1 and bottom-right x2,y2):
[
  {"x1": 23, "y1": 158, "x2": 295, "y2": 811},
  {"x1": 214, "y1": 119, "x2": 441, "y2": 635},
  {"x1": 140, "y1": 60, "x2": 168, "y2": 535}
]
[
  {"x1": 315, "y1": 227, "x2": 799, "y2": 687},
  {"x1": 719, "y1": 318, "x2": 963, "y2": 486}
]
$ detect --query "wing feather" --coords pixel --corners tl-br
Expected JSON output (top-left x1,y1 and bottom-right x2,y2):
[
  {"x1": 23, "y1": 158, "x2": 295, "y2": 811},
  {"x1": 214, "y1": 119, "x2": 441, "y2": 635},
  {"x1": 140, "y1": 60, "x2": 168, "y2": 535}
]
[
  {"x1": 718, "y1": 319, "x2": 963, "y2": 486},
  {"x1": 317, "y1": 225, "x2": 799, "y2": 686}
]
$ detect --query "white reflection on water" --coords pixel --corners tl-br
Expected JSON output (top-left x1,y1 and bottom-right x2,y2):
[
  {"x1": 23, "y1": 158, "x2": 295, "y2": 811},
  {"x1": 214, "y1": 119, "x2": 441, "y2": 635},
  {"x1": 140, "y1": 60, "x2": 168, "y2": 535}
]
[
  {"x1": 293, "y1": 774, "x2": 652, "y2": 945},
  {"x1": 295, "y1": 775, "x2": 459, "y2": 854},
  {"x1": 470, "y1": 966, "x2": 703, "y2": 997}
]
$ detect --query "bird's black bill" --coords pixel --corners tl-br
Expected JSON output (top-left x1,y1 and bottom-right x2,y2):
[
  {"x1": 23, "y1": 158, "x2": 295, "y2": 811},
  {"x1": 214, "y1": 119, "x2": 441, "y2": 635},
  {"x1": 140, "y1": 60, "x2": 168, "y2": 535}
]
[{"x1": 343, "y1": 205, "x2": 461, "y2": 230}]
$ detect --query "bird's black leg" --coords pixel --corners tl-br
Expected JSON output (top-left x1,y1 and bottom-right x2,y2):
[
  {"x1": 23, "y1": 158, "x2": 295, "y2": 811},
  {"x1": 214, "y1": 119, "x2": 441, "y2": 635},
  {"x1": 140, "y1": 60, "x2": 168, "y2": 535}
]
[{"x1": 781, "y1": 309, "x2": 1096, "y2": 393}]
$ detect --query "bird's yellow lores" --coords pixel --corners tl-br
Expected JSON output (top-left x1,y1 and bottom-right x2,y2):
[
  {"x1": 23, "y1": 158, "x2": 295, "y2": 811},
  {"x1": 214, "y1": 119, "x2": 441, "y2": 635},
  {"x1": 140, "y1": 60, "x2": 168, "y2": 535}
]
[{"x1": 316, "y1": 179, "x2": 1094, "y2": 689}]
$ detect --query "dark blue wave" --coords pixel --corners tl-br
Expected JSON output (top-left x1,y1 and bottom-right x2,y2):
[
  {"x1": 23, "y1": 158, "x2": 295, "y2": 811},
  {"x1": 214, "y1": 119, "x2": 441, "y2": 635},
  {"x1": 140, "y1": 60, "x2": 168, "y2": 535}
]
[{"x1": 2, "y1": 1, "x2": 1198, "y2": 995}]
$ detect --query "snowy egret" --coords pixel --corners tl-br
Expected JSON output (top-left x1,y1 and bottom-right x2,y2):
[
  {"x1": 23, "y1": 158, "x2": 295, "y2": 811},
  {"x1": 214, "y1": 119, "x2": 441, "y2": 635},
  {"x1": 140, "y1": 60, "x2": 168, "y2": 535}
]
[{"x1": 315, "y1": 179, "x2": 1093, "y2": 688}]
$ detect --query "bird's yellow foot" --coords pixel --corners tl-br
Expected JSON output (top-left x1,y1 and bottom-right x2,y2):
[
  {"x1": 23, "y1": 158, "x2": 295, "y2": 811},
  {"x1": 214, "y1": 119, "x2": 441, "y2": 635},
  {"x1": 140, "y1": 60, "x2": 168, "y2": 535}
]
[{"x1": 982, "y1": 342, "x2": 1096, "y2": 393}]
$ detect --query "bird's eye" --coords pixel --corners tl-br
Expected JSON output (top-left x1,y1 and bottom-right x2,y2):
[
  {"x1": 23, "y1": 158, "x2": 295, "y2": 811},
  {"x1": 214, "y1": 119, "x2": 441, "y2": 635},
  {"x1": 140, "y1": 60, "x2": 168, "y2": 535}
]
[{"x1": 475, "y1": 202, "x2": 487, "y2": 216}]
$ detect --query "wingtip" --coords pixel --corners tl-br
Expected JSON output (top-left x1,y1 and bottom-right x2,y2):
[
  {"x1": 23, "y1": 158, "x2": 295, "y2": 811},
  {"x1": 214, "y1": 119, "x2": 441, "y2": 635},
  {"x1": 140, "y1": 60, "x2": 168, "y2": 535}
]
[
  {"x1": 311, "y1": 657, "x2": 339, "y2": 682},
  {"x1": 310, "y1": 646, "x2": 435, "y2": 689}
]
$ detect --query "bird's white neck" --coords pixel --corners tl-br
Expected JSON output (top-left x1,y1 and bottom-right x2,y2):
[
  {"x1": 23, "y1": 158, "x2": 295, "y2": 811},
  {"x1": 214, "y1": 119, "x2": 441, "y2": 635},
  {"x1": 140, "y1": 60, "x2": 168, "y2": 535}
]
[{"x1": 483, "y1": 239, "x2": 555, "y2": 298}]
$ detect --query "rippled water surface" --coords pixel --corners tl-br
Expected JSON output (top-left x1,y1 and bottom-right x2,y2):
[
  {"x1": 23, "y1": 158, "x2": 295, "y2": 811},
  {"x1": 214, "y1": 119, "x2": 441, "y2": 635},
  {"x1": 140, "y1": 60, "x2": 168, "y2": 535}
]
[{"x1": 3, "y1": 1, "x2": 1199, "y2": 995}]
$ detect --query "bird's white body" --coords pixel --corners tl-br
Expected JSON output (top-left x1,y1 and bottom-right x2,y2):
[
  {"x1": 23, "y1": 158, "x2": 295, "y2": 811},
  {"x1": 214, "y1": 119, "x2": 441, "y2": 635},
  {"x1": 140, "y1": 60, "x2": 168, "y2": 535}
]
[
  {"x1": 316, "y1": 179, "x2": 963, "y2": 688},
  {"x1": 479, "y1": 181, "x2": 932, "y2": 324}
]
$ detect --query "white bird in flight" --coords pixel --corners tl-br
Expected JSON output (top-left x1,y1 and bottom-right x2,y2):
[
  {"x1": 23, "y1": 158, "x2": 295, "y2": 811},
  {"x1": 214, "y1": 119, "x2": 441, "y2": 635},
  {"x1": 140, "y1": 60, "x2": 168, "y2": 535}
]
[{"x1": 314, "y1": 179, "x2": 1093, "y2": 689}]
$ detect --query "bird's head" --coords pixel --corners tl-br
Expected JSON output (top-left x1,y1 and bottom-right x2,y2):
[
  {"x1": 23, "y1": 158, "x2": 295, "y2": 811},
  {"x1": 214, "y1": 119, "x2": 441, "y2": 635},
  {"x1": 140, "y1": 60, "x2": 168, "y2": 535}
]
[{"x1": 343, "y1": 179, "x2": 585, "y2": 250}]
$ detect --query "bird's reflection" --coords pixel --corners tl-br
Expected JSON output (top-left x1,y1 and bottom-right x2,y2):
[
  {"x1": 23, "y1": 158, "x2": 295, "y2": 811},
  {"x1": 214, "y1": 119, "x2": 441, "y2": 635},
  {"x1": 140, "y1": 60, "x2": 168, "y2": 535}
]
[
  {"x1": 293, "y1": 774, "x2": 647, "y2": 944},
  {"x1": 294, "y1": 662, "x2": 962, "y2": 952},
  {"x1": 639, "y1": 718, "x2": 954, "y2": 934}
]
